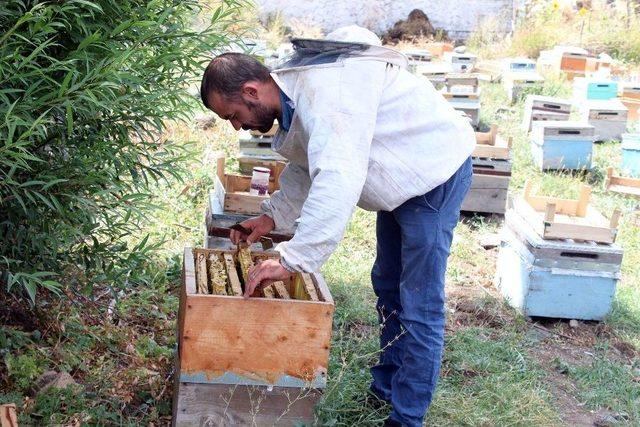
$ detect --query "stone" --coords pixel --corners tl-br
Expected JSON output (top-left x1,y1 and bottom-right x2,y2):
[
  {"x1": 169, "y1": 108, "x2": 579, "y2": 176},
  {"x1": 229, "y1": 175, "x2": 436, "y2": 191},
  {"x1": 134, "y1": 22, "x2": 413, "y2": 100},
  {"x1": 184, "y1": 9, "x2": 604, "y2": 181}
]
[
  {"x1": 34, "y1": 371, "x2": 78, "y2": 395},
  {"x1": 569, "y1": 319, "x2": 579, "y2": 328},
  {"x1": 479, "y1": 233, "x2": 502, "y2": 249},
  {"x1": 195, "y1": 113, "x2": 216, "y2": 130}
]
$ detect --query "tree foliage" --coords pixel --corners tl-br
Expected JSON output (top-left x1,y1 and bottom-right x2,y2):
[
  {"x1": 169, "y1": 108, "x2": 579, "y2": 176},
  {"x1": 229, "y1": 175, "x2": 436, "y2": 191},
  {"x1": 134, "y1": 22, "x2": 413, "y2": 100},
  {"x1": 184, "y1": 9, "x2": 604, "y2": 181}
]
[{"x1": 0, "y1": 0, "x2": 243, "y2": 301}]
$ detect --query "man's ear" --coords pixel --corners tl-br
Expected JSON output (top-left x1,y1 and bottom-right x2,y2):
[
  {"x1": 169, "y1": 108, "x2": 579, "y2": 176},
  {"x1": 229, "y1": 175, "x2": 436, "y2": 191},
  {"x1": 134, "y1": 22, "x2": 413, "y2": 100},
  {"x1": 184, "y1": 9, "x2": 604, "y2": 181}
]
[{"x1": 241, "y1": 82, "x2": 259, "y2": 100}]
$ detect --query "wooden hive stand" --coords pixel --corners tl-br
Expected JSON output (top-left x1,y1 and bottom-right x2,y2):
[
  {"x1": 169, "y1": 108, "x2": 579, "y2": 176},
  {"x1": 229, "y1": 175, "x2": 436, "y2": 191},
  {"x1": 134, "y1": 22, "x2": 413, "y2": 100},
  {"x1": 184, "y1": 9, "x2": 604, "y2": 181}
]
[
  {"x1": 513, "y1": 181, "x2": 620, "y2": 244},
  {"x1": 474, "y1": 125, "x2": 512, "y2": 160},
  {"x1": 173, "y1": 246, "x2": 334, "y2": 426},
  {"x1": 605, "y1": 167, "x2": 640, "y2": 198}
]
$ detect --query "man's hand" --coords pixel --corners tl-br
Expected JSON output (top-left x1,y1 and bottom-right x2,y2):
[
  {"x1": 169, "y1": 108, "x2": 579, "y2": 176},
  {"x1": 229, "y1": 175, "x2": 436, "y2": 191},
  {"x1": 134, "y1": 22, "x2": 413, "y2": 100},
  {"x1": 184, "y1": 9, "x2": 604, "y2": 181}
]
[
  {"x1": 244, "y1": 258, "x2": 292, "y2": 298},
  {"x1": 230, "y1": 214, "x2": 275, "y2": 245}
]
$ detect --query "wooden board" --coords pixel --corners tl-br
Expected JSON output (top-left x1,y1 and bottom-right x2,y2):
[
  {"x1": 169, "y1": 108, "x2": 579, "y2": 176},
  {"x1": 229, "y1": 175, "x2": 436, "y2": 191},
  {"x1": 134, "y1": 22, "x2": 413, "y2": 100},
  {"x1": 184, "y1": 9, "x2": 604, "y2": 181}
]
[
  {"x1": 605, "y1": 167, "x2": 640, "y2": 198},
  {"x1": 238, "y1": 157, "x2": 286, "y2": 179},
  {"x1": 474, "y1": 126, "x2": 511, "y2": 159},
  {"x1": 0, "y1": 404, "x2": 17, "y2": 427},
  {"x1": 205, "y1": 191, "x2": 294, "y2": 243},
  {"x1": 179, "y1": 248, "x2": 334, "y2": 388},
  {"x1": 172, "y1": 382, "x2": 321, "y2": 427},
  {"x1": 461, "y1": 174, "x2": 509, "y2": 214}
]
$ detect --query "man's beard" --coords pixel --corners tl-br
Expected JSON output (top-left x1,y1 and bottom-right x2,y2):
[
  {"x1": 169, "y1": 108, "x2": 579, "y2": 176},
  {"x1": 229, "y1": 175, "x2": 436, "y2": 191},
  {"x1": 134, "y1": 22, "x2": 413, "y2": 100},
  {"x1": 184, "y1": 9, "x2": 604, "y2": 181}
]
[{"x1": 244, "y1": 99, "x2": 277, "y2": 133}]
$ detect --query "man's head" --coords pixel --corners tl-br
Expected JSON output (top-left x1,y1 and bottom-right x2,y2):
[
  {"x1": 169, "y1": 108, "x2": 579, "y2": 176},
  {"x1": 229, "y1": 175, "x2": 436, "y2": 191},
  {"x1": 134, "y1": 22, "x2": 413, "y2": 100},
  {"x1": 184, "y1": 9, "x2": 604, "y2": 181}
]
[{"x1": 200, "y1": 53, "x2": 280, "y2": 133}]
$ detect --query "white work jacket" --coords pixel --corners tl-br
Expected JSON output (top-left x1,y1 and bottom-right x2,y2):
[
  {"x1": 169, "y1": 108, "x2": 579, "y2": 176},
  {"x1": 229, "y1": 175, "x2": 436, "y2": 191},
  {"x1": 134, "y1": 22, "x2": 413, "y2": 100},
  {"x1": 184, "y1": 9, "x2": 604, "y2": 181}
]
[{"x1": 261, "y1": 46, "x2": 475, "y2": 273}]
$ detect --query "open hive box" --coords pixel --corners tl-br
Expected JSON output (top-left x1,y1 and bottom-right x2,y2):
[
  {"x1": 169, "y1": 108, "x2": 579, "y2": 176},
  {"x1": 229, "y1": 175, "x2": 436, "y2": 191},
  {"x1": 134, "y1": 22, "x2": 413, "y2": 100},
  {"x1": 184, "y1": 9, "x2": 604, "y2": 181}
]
[
  {"x1": 605, "y1": 167, "x2": 640, "y2": 198},
  {"x1": 178, "y1": 246, "x2": 334, "y2": 389},
  {"x1": 513, "y1": 181, "x2": 620, "y2": 244},
  {"x1": 213, "y1": 156, "x2": 282, "y2": 216},
  {"x1": 474, "y1": 125, "x2": 511, "y2": 159}
]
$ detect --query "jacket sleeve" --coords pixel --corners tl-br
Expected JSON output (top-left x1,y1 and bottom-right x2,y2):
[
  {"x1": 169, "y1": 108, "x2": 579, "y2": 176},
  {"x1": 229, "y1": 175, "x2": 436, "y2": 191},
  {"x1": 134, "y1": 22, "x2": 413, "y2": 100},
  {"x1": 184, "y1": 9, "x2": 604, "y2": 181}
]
[
  {"x1": 275, "y1": 61, "x2": 386, "y2": 272},
  {"x1": 260, "y1": 163, "x2": 311, "y2": 234}
]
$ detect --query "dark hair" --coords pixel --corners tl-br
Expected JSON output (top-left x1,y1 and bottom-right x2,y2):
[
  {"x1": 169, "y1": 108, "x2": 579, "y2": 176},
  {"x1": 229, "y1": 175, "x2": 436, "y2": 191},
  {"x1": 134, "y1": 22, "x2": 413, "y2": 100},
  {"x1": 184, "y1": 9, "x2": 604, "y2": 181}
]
[{"x1": 200, "y1": 52, "x2": 271, "y2": 109}]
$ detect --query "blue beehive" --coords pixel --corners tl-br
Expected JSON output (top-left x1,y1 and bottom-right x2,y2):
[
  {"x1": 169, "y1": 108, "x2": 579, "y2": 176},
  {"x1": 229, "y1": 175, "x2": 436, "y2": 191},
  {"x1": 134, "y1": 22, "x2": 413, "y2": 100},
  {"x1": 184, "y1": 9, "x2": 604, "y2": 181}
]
[
  {"x1": 530, "y1": 121, "x2": 595, "y2": 170},
  {"x1": 621, "y1": 133, "x2": 640, "y2": 177},
  {"x1": 573, "y1": 78, "x2": 618, "y2": 101},
  {"x1": 497, "y1": 210, "x2": 622, "y2": 320}
]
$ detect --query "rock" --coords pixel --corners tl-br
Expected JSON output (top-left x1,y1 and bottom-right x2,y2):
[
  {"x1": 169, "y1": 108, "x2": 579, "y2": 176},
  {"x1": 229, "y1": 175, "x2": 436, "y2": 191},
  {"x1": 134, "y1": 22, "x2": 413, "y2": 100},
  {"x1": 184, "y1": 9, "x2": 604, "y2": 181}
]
[
  {"x1": 195, "y1": 113, "x2": 216, "y2": 130},
  {"x1": 594, "y1": 412, "x2": 618, "y2": 427},
  {"x1": 479, "y1": 233, "x2": 502, "y2": 250},
  {"x1": 381, "y1": 9, "x2": 446, "y2": 44},
  {"x1": 569, "y1": 319, "x2": 579, "y2": 328},
  {"x1": 34, "y1": 371, "x2": 78, "y2": 395}
]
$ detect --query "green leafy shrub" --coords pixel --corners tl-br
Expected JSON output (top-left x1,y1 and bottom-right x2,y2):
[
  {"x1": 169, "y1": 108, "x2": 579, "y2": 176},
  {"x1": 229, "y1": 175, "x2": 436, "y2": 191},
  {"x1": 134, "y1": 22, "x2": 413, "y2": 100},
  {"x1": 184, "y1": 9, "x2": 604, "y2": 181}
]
[{"x1": 0, "y1": 0, "x2": 243, "y2": 301}]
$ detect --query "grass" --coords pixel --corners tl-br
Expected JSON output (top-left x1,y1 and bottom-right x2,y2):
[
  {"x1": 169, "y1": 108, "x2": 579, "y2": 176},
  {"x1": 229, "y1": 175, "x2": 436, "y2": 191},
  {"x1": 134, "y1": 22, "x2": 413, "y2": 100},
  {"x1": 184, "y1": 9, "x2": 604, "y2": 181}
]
[{"x1": 2, "y1": 28, "x2": 640, "y2": 427}]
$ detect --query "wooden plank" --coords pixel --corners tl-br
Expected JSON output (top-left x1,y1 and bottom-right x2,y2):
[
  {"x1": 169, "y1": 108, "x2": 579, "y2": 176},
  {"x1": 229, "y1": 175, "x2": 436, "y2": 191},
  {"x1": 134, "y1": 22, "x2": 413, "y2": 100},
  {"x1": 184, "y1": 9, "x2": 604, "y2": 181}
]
[
  {"x1": 172, "y1": 382, "x2": 320, "y2": 427},
  {"x1": 313, "y1": 274, "x2": 331, "y2": 304},
  {"x1": 223, "y1": 253, "x2": 242, "y2": 296},
  {"x1": 606, "y1": 167, "x2": 640, "y2": 188},
  {"x1": 475, "y1": 125, "x2": 498, "y2": 145},
  {"x1": 608, "y1": 184, "x2": 640, "y2": 197},
  {"x1": 273, "y1": 281, "x2": 291, "y2": 299},
  {"x1": 461, "y1": 187, "x2": 508, "y2": 214},
  {"x1": 195, "y1": 251, "x2": 209, "y2": 294},
  {"x1": 544, "y1": 222, "x2": 616, "y2": 244},
  {"x1": 1, "y1": 404, "x2": 18, "y2": 427},
  {"x1": 223, "y1": 192, "x2": 268, "y2": 215},
  {"x1": 301, "y1": 273, "x2": 319, "y2": 301},
  {"x1": 523, "y1": 181, "x2": 583, "y2": 216},
  {"x1": 180, "y1": 295, "x2": 334, "y2": 384}
]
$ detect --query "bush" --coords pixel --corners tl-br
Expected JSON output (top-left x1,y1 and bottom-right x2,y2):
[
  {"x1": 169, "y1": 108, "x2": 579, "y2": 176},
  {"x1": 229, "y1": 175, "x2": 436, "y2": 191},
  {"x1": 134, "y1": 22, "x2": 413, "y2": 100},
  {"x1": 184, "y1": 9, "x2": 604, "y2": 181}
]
[{"x1": 0, "y1": 0, "x2": 243, "y2": 302}]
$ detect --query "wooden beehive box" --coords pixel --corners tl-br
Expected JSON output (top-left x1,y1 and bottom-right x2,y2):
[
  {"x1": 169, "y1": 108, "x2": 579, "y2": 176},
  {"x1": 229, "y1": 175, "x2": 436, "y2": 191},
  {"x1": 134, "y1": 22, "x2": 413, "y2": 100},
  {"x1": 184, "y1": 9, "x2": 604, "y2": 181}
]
[
  {"x1": 214, "y1": 156, "x2": 282, "y2": 216},
  {"x1": 178, "y1": 247, "x2": 334, "y2": 388},
  {"x1": 503, "y1": 72, "x2": 545, "y2": 103},
  {"x1": 605, "y1": 167, "x2": 640, "y2": 197},
  {"x1": 496, "y1": 209, "x2": 622, "y2": 321},
  {"x1": 621, "y1": 134, "x2": 640, "y2": 177},
  {"x1": 522, "y1": 95, "x2": 572, "y2": 132},
  {"x1": 620, "y1": 83, "x2": 640, "y2": 100},
  {"x1": 444, "y1": 51, "x2": 477, "y2": 73},
  {"x1": 502, "y1": 57, "x2": 536, "y2": 74},
  {"x1": 573, "y1": 78, "x2": 618, "y2": 101},
  {"x1": 417, "y1": 63, "x2": 452, "y2": 90},
  {"x1": 513, "y1": 181, "x2": 620, "y2": 244},
  {"x1": 474, "y1": 59, "x2": 502, "y2": 82},
  {"x1": 445, "y1": 74, "x2": 479, "y2": 93},
  {"x1": 580, "y1": 99, "x2": 629, "y2": 142},
  {"x1": 560, "y1": 52, "x2": 590, "y2": 73},
  {"x1": 462, "y1": 157, "x2": 511, "y2": 215},
  {"x1": 530, "y1": 121, "x2": 594, "y2": 170}
]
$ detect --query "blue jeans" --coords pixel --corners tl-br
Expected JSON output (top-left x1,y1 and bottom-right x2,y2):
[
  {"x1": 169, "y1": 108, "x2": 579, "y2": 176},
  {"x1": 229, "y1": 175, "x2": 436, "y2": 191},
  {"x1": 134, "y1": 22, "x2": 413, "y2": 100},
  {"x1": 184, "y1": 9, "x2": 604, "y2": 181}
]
[{"x1": 370, "y1": 157, "x2": 472, "y2": 426}]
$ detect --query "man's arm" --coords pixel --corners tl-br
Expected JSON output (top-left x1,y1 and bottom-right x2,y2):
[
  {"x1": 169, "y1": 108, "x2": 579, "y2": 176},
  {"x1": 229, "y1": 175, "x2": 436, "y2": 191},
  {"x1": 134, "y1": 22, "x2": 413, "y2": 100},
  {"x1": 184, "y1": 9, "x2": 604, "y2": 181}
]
[
  {"x1": 275, "y1": 61, "x2": 385, "y2": 272},
  {"x1": 261, "y1": 163, "x2": 311, "y2": 233}
]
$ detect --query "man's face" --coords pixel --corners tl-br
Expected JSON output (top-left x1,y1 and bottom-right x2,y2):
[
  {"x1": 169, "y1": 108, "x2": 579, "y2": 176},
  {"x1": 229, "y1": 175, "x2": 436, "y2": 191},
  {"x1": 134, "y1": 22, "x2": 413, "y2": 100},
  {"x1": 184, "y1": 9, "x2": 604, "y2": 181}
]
[{"x1": 209, "y1": 87, "x2": 277, "y2": 133}]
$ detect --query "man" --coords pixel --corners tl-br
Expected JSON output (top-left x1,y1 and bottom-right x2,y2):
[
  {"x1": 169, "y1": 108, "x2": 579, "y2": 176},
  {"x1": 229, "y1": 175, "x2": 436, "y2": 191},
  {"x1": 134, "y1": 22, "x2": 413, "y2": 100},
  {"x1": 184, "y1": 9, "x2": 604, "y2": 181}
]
[{"x1": 200, "y1": 26, "x2": 474, "y2": 427}]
